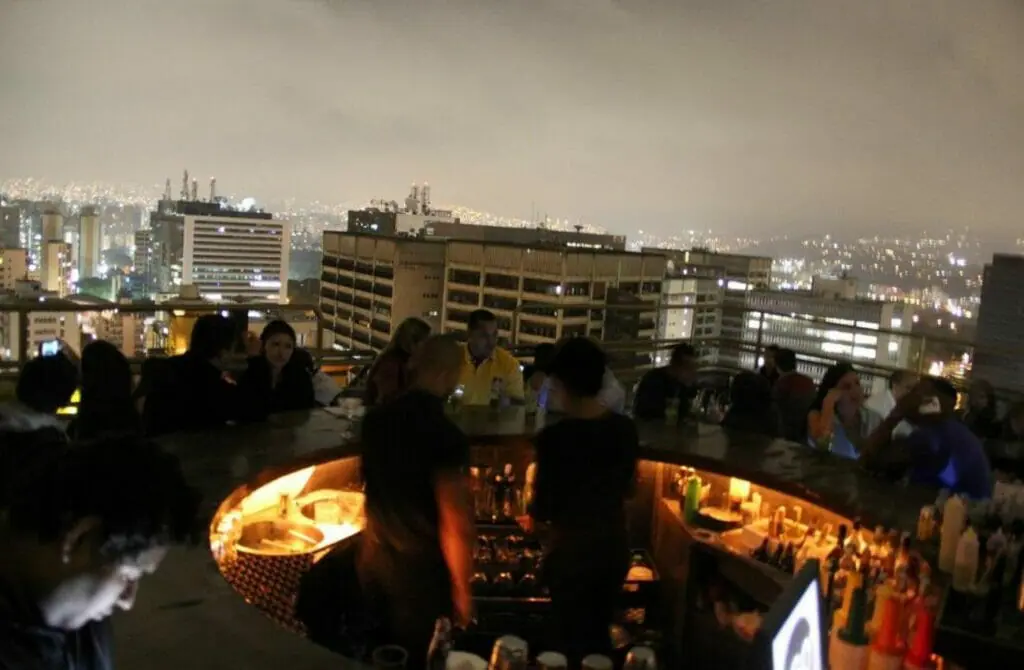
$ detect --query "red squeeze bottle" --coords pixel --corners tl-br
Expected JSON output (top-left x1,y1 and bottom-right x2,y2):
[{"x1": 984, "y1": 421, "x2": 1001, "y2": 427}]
[
  {"x1": 871, "y1": 594, "x2": 905, "y2": 656},
  {"x1": 905, "y1": 601, "x2": 937, "y2": 668}
]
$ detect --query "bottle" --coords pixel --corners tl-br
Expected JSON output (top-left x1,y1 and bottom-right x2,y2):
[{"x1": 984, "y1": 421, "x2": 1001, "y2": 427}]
[
  {"x1": 752, "y1": 537, "x2": 771, "y2": 563},
  {"x1": 426, "y1": 617, "x2": 452, "y2": 670},
  {"x1": 939, "y1": 495, "x2": 967, "y2": 573},
  {"x1": 502, "y1": 464, "x2": 518, "y2": 517},
  {"x1": 917, "y1": 505, "x2": 936, "y2": 541},
  {"x1": 829, "y1": 525, "x2": 849, "y2": 564},
  {"x1": 522, "y1": 462, "x2": 537, "y2": 513},
  {"x1": 771, "y1": 541, "x2": 786, "y2": 568},
  {"x1": 771, "y1": 506, "x2": 787, "y2": 539},
  {"x1": 953, "y1": 526, "x2": 979, "y2": 592},
  {"x1": 780, "y1": 543, "x2": 796, "y2": 574},
  {"x1": 684, "y1": 473, "x2": 702, "y2": 524},
  {"x1": 489, "y1": 377, "x2": 503, "y2": 409},
  {"x1": 623, "y1": 646, "x2": 658, "y2": 670}
]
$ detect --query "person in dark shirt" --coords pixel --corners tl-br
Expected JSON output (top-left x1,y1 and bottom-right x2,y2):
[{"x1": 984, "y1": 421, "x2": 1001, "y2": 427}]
[
  {"x1": 143, "y1": 314, "x2": 264, "y2": 435},
  {"x1": 772, "y1": 348, "x2": 817, "y2": 442},
  {"x1": 528, "y1": 337, "x2": 638, "y2": 663},
  {"x1": 864, "y1": 377, "x2": 993, "y2": 499},
  {"x1": 0, "y1": 436, "x2": 200, "y2": 670},
  {"x1": 238, "y1": 320, "x2": 316, "y2": 415},
  {"x1": 962, "y1": 380, "x2": 1002, "y2": 440},
  {"x1": 363, "y1": 317, "x2": 431, "y2": 406},
  {"x1": 71, "y1": 340, "x2": 140, "y2": 441},
  {"x1": 720, "y1": 371, "x2": 777, "y2": 438},
  {"x1": 358, "y1": 335, "x2": 474, "y2": 665},
  {"x1": 633, "y1": 342, "x2": 699, "y2": 420},
  {"x1": 758, "y1": 344, "x2": 781, "y2": 386}
]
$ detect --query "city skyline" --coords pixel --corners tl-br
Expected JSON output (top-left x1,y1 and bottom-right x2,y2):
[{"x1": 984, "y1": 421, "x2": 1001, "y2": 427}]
[{"x1": 2, "y1": 0, "x2": 1024, "y2": 237}]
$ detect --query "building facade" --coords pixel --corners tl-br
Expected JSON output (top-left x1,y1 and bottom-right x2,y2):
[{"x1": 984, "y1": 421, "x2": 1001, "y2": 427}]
[
  {"x1": 0, "y1": 248, "x2": 28, "y2": 291},
  {"x1": 78, "y1": 205, "x2": 102, "y2": 279},
  {"x1": 0, "y1": 280, "x2": 82, "y2": 361},
  {"x1": 657, "y1": 264, "x2": 724, "y2": 365},
  {"x1": 0, "y1": 205, "x2": 20, "y2": 250},
  {"x1": 973, "y1": 254, "x2": 1024, "y2": 394}
]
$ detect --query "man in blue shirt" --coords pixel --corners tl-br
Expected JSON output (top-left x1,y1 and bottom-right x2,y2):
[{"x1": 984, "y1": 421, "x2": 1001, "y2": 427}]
[{"x1": 864, "y1": 377, "x2": 993, "y2": 500}]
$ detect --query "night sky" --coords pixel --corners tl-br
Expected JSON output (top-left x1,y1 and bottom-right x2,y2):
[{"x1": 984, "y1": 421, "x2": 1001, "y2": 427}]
[{"x1": 1, "y1": 0, "x2": 1023, "y2": 236}]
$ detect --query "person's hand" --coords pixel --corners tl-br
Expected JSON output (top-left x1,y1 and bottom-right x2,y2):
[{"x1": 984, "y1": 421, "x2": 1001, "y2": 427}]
[
  {"x1": 452, "y1": 583, "x2": 474, "y2": 628},
  {"x1": 243, "y1": 332, "x2": 262, "y2": 357},
  {"x1": 893, "y1": 382, "x2": 927, "y2": 420},
  {"x1": 824, "y1": 388, "x2": 844, "y2": 408}
]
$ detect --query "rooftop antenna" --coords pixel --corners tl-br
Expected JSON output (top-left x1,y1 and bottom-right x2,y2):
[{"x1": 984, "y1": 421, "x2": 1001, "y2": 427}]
[
  {"x1": 209, "y1": 177, "x2": 217, "y2": 202},
  {"x1": 421, "y1": 182, "x2": 431, "y2": 213},
  {"x1": 163, "y1": 178, "x2": 172, "y2": 201},
  {"x1": 181, "y1": 170, "x2": 189, "y2": 200},
  {"x1": 190, "y1": 179, "x2": 198, "y2": 202}
]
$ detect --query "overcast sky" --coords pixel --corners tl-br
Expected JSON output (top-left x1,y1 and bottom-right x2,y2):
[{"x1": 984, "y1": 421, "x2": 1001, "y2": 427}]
[{"x1": 1, "y1": 0, "x2": 1023, "y2": 236}]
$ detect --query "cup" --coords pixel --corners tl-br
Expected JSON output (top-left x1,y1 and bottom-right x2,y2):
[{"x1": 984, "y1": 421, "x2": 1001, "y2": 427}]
[
  {"x1": 371, "y1": 645, "x2": 408, "y2": 669},
  {"x1": 536, "y1": 651, "x2": 568, "y2": 669}
]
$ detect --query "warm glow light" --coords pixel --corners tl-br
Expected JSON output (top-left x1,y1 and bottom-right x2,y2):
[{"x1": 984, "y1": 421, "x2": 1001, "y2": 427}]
[{"x1": 729, "y1": 477, "x2": 751, "y2": 502}]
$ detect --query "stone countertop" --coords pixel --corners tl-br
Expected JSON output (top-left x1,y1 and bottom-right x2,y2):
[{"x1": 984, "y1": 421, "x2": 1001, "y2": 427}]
[{"x1": 117, "y1": 407, "x2": 935, "y2": 668}]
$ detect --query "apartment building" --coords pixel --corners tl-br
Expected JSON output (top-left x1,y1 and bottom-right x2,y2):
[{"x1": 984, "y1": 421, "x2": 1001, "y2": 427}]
[
  {"x1": 320, "y1": 231, "x2": 446, "y2": 351},
  {"x1": 0, "y1": 248, "x2": 28, "y2": 290},
  {"x1": 657, "y1": 263, "x2": 724, "y2": 365},
  {"x1": 0, "y1": 280, "x2": 82, "y2": 361},
  {"x1": 442, "y1": 241, "x2": 667, "y2": 360}
]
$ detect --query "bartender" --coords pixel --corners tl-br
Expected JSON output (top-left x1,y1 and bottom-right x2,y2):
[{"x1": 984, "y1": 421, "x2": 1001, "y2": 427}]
[
  {"x1": 527, "y1": 337, "x2": 638, "y2": 663},
  {"x1": 358, "y1": 335, "x2": 475, "y2": 663},
  {"x1": 457, "y1": 309, "x2": 525, "y2": 406}
]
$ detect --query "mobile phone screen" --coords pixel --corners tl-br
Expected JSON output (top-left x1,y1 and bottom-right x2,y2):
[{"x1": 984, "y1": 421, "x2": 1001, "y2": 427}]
[{"x1": 40, "y1": 340, "x2": 61, "y2": 357}]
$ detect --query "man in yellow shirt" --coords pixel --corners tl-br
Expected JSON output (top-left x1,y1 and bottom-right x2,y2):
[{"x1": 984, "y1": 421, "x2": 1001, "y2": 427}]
[{"x1": 458, "y1": 309, "x2": 525, "y2": 406}]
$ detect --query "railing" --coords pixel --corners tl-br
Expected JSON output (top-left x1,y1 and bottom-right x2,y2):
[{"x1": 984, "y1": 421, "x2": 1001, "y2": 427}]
[{"x1": 0, "y1": 299, "x2": 1016, "y2": 403}]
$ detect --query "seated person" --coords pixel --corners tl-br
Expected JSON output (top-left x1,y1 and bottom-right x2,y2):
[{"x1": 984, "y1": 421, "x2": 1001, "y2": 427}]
[
  {"x1": 961, "y1": 380, "x2": 1002, "y2": 439},
  {"x1": 0, "y1": 352, "x2": 78, "y2": 439},
  {"x1": 143, "y1": 314, "x2": 265, "y2": 435},
  {"x1": 457, "y1": 309, "x2": 524, "y2": 406},
  {"x1": 720, "y1": 372, "x2": 777, "y2": 438},
  {"x1": 0, "y1": 436, "x2": 199, "y2": 667},
  {"x1": 527, "y1": 337, "x2": 637, "y2": 664},
  {"x1": 523, "y1": 343, "x2": 556, "y2": 396},
  {"x1": 807, "y1": 363, "x2": 882, "y2": 459},
  {"x1": 772, "y1": 348, "x2": 816, "y2": 442},
  {"x1": 862, "y1": 377, "x2": 993, "y2": 500},
  {"x1": 538, "y1": 346, "x2": 626, "y2": 414},
  {"x1": 364, "y1": 317, "x2": 431, "y2": 406},
  {"x1": 239, "y1": 320, "x2": 316, "y2": 414},
  {"x1": 632, "y1": 343, "x2": 698, "y2": 420},
  {"x1": 865, "y1": 369, "x2": 918, "y2": 439},
  {"x1": 71, "y1": 340, "x2": 140, "y2": 441},
  {"x1": 759, "y1": 344, "x2": 781, "y2": 385}
]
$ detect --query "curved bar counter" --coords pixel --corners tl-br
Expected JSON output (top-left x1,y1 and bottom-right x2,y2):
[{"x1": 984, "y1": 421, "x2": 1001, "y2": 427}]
[{"x1": 117, "y1": 408, "x2": 969, "y2": 669}]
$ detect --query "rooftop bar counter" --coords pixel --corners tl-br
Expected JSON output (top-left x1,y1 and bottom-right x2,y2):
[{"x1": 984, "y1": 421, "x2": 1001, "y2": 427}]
[{"x1": 116, "y1": 407, "x2": 989, "y2": 669}]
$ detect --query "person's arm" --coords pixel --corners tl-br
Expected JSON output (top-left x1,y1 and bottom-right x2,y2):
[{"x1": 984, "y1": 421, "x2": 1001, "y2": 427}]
[
  {"x1": 632, "y1": 371, "x2": 663, "y2": 419},
  {"x1": 503, "y1": 355, "x2": 526, "y2": 405},
  {"x1": 807, "y1": 390, "x2": 841, "y2": 440}
]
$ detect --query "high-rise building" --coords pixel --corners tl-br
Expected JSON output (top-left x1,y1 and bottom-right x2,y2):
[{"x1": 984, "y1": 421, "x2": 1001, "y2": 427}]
[
  {"x1": 133, "y1": 229, "x2": 153, "y2": 275},
  {"x1": 0, "y1": 248, "x2": 28, "y2": 290},
  {"x1": 0, "y1": 280, "x2": 81, "y2": 361},
  {"x1": 41, "y1": 241, "x2": 73, "y2": 297},
  {"x1": 741, "y1": 282, "x2": 918, "y2": 397},
  {"x1": 39, "y1": 208, "x2": 65, "y2": 286},
  {"x1": 658, "y1": 263, "x2": 724, "y2": 364},
  {"x1": 78, "y1": 205, "x2": 102, "y2": 279},
  {"x1": 149, "y1": 199, "x2": 290, "y2": 302},
  {"x1": 973, "y1": 254, "x2": 1024, "y2": 394},
  {"x1": 320, "y1": 231, "x2": 446, "y2": 351},
  {"x1": 0, "y1": 205, "x2": 20, "y2": 250}
]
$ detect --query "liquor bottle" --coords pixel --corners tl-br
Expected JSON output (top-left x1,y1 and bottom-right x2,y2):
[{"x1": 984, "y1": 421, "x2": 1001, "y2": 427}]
[
  {"x1": 501, "y1": 464, "x2": 518, "y2": 518},
  {"x1": 770, "y1": 541, "x2": 786, "y2": 568},
  {"x1": 752, "y1": 537, "x2": 771, "y2": 563},
  {"x1": 780, "y1": 543, "x2": 796, "y2": 574},
  {"x1": 829, "y1": 525, "x2": 849, "y2": 563},
  {"x1": 426, "y1": 617, "x2": 453, "y2": 670}
]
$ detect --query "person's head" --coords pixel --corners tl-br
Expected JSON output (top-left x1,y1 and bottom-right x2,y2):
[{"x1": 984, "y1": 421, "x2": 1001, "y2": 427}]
[
  {"x1": 79, "y1": 341, "x2": 135, "y2": 428},
  {"x1": 390, "y1": 317, "x2": 431, "y2": 355},
  {"x1": 531, "y1": 343, "x2": 557, "y2": 377},
  {"x1": 729, "y1": 372, "x2": 773, "y2": 413},
  {"x1": 775, "y1": 348, "x2": 798, "y2": 374},
  {"x1": 763, "y1": 345, "x2": 780, "y2": 371},
  {"x1": 545, "y1": 337, "x2": 607, "y2": 414},
  {"x1": 3, "y1": 437, "x2": 199, "y2": 631},
  {"x1": 408, "y1": 335, "x2": 464, "y2": 398},
  {"x1": 466, "y1": 309, "x2": 499, "y2": 359},
  {"x1": 905, "y1": 377, "x2": 958, "y2": 425},
  {"x1": 260, "y1": 320, "x2": 297, "y2": 371},
  {"x1": 17, "y1": 353, "x2": 78, "y2": 415},
  {"x1": 188, "y1": 315, "x2": 234, "y2": 364},
  {"x1": 888, "y1": 370, "x2": 919, "y2": 402},
  {"x1": 969, "y1": 379, "x2": 996, "y2": 410},
  {"x1": 668, "y1": 343, "x2": 698, "y2": 386},
  {"x1": 814, "y1": 363, "x2": 864, "y2": 411}
]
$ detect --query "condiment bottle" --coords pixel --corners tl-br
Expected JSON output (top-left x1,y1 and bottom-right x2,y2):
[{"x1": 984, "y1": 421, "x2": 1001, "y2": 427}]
[
  {"x1": 684, "y1": 474, "x2": 702, "y2": 524},
  {"x1": 939, "y1": 495, "x2": 967, "y2": 573},
  {"x1": 953, "y1": 526, "x2": 979, "y2": 592},
  {"x1": 917, "y1": 505, "x2": 935, "y2": 541}
]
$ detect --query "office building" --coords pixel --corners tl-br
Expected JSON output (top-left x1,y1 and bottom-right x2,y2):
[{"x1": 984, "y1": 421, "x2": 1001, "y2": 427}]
[
  {"x1": 973, "y1": 254, "x2": 1024, "y2": 394},
  {"x1": 0, "y1": 280, "x2": 82, "y2": 361},
  {"x1": 442, "y1": 241, "x2": 666, "y2": 353},
  {"x1": 347, "y1": 183, "x2": 457, "y2": 236},
  {"x1": 741, "y1": 282, "x2": 917, "y2": 397},
  {"x1": 78, "y1": 205, "x2": 102, "y2": 279},
  {"x1": 149, "y1": 198, "x2": 290, "y2": 302},
  {"x1": 0, "y1": 248, "x2": 28, "y2": 290},
  {"x1": 422, "y1": 220, "x2": 626, "y2": 250},
  {"x1": 133, "y1": 229, "x2": 153, "y2": 274},
  {"x1": 657, "y1": 263, "x2": 724, "y2": 364},
  {"x1": 0, "y1": 205, "x2": 20, "y2": 249},
  {"x1": 39, "y1": 208, "x2": 65, "y2": 286},
  {"x1": 321, "y1": 231, "x2": 446, "y2": 351}
]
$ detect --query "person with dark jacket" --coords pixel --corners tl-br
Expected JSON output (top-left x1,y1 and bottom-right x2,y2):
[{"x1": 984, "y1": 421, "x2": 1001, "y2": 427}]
[
  {"x1": 772, "y1": 348, "x2": 817, "y2": 442},
  {"x1": 962, "y1": 380, "x2": 1002, "y2": 440},
  {"x1": 238, "y1": 320, "x2": 316, "y2": 415},
  {"x1": 0, "y1": 436, "x2": 200, "y2": 670},
  {"x1": 143, "y1": 314, "x2": 264, "y2": 436},
  {"x1": 720, "y1": 372, "x2": 778, "y2": 438},
  {"x1": 70, "y1": 340, "x2": 140, "y2": 441},
  {"x1": 633, "y1": 343, "x2": 699, "y2": 420}
]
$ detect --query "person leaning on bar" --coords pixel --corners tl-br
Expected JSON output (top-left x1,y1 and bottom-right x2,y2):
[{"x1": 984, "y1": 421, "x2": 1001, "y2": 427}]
[
  {"x1": 457, "y1": 309, "x2": 525, "y2": 406},
  {"x1": 0, "y1": 436, "x2": 200, "y2": 669}
]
